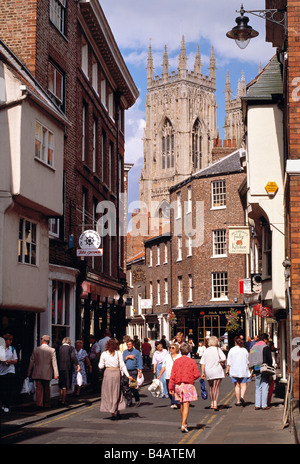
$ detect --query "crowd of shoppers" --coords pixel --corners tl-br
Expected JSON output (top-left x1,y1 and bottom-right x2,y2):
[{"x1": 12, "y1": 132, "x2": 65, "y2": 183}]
[{"x1": 0, "y1": 329, "x2": 278, "y2": 435}]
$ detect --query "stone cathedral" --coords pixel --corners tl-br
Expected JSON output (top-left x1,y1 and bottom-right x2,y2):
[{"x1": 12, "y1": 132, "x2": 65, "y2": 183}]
[{"x1": 139, "y1": 36, "x2": 245, "y2": 220}]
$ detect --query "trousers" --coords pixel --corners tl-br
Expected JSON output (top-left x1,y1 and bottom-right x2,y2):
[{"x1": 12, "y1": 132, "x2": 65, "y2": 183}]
[{"x1": 255, "y1": 373, "x2": 269, "y2": 408}]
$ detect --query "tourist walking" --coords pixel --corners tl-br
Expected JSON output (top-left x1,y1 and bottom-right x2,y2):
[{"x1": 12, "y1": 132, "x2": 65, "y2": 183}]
[
  {"x1": 0, "y1": 333, "x2": 18, "y2": 413},
  {"x1": 27, "y1": 335, "x2": 58, "y2": 409},
  {"x1": 249, "y1": 333, "x2": 273, "y2": 410},
  {"x1": 169, "y1": 343, "x2": 200, "y2": 433},
  {"x1": 225, "y1": 336, "x2": 250, "y2": 406},
  {"x1": 58, "y1": 337, "x2": 80, "y2": 405},
  {"x1": 196, "y1": 341, "x2": 206, "y2": 360},
  {"x1": 157, "y1": 343, "x2": 181, "y2": 408},
  {"x1": 152, "y1": 341, "x2": 169, "y2": 397},
  {"x1": 88, "y1": 335, "x2": 100, "y2": 392},
  {"x1": 141, "y1": 338, "x2": 151, "y2": 368},
  {"x1": 72, "y1": 340, "x2": 92, "y2": 396},
  {"x1": 99, "y1": 338, "x2": 133, "y2": 420},
  {"x1": 123, "y1": 339, "x2": 143, "y2": 407},
  {"x1": 200, "y1": 335, "x2": 226, "y2": 411}
]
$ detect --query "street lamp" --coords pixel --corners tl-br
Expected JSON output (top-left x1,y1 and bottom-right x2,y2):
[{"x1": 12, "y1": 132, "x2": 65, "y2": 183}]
[{"x1": 226, "y1": 4, "x2": 286, "y2": 49}]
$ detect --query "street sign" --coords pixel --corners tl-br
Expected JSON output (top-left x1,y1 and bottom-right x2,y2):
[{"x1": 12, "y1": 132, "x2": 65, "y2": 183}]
[
  {"x1": 77, "y1": 230, "x2": 102, "y2": 257},
  {"x1": 77, "y1": 249, "x2": 103, "y2": 257}
]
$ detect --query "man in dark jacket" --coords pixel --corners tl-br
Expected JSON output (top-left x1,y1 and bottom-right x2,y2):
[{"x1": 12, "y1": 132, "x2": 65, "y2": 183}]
[{"x1": 249, "y1": 333, "x2": 272, "y2": 410}]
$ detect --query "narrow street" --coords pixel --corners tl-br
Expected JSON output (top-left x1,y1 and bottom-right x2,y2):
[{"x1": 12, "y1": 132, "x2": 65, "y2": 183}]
[{"x1": 1, "y1": 372, "x2": 295, "y2": 446}]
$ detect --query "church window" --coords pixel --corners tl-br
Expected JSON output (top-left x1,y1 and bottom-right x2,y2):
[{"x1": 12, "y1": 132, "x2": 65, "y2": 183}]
[
  {"x1": 192, "y1": 119, "x2": 202, "y2": 171},
  {"x1": 161, "y1": 118, "x2": 174, "y2": 169}
]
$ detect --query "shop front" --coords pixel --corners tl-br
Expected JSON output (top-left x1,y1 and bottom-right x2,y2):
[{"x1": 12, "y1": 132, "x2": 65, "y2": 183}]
[{"x1": 174, "y1": 305, "x2": 246, "y2": 349}]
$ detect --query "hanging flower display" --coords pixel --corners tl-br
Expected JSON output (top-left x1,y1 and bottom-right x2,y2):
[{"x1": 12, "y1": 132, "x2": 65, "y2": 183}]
[
  {"x1": 225, "y1": 308, "x2": 241, "y2": 334},
  {"x1": 253, "y1": 304, "x2": 272, "y2": 318},
  {"x1": 167, "y1": 309, "x2": 177, "y2": 326}
]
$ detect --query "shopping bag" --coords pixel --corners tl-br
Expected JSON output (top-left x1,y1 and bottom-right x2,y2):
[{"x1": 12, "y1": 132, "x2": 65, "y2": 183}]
[
  {"x1": 200, "y1": 378, "x2": 207, "y2": 400},
  {"x1": 77, "y1": 371, "x2": 83, "y2": 386},
  {"x1": 137, "y1": 373, "x2": 144, "y2": 387},
  {"x1": 21, "y1": 377, "x2": 35, "y2": 395}
]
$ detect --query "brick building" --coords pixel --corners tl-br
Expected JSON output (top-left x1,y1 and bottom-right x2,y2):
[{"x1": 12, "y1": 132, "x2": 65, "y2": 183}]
[
  {"x1": 0, "y1": 0, "x2": 138, "y2": 367},
  {"x1": 169, "y1": 149, "x2": 247, "y2": 347}
]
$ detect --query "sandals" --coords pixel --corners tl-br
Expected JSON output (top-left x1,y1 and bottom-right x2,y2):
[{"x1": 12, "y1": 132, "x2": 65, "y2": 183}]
[{"x1": 181, "y1": 424, "x2": 189, "y2": 433}]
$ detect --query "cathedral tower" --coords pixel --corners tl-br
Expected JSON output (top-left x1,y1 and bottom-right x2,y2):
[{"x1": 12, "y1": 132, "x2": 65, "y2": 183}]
[{"x1": 140, "y1": 37, "x2": 218, "y2": 218}]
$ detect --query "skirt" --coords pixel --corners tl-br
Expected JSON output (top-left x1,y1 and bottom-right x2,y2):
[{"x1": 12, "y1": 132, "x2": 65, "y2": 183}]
[
  {"x1": 100, "y1": 368, "x2": 127, "y2": 414},
  {"x1": 174, "y1": 383, "x2": 198, "y2": 403}
]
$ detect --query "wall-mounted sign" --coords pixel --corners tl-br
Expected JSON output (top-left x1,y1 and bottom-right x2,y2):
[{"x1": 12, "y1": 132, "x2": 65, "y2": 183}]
[
  {"x1": 265, "y1": 181, "x2": 278, "y2": 195},
  {"x1": 141, "y1": 299, "x2": 152, "y2": 309},
  {"x1": 228, "y1": 226, "x2": 250, "y2": 254},
  {"x1": 77, "y1": 230, "x2": 103, "y2": 257}
]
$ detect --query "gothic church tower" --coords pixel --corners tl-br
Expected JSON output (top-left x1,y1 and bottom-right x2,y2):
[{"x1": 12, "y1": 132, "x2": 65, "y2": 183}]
[{"x1": 139, "y1": 37, "x2": 218, "y2": 218}]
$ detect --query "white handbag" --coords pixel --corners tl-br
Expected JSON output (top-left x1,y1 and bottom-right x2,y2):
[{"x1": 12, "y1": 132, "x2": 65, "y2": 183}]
[{"x1": 260, "y1": 363, "x2": 276, "y2": 376}]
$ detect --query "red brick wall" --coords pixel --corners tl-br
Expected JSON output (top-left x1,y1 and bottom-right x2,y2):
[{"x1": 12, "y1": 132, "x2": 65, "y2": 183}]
[{"x1": 286, "y1": 0, "x2": 300, "y2": 399}]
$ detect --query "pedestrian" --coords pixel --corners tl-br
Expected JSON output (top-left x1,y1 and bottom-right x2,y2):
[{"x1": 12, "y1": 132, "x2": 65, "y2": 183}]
[
  {"x1": 123, "y1": 339, "x2": 143, "y2": 407},
  {"x1": 196, "y1": 341, "x2": 206, "y2": 360},
  {"x1": 152, "y1": 341, "x2": 169, "y2": 398},
  {"x1": 175, "y1": 332, "x2": 191, "y2": 357},
  {"x1": 58, "y1": 337, "x2": 80, "y2": 405},
  {"x1": 161, "y1": 335, "x2": 170, "y2": 350},
  {"x1": 169, "y1": 343, "x2": 200, "y2": 433},
  {"x1": 157, "y1": 343, "x2": 181, "y2": 408},
  {"x1": 99, "y1": 338, "x2": 133, "y2": 420},
  {"x1": 141, "y1": 337, "x2": 151, "y2": 368},
  {"x1": 119, "y1": 335, "x2": 130, "y2": 354},
  {"x1": 72, "y1": 340, "x2": 92, "y2": 396},
  {"x1": 88, "y1": 335, "x2": 100, "y2": 392},
  {"x1": 225, "y1": 336, "x2": 250, "y2": 406},
  {"x1": 27, "y1": 335, "x2": 58, "y2": 409},
  {"x1": 98, "y1": 329, "x2": 111, "y2": 356},
  {"x1": 249, "y1": 333, "x2": 273, "y2": 410},
  {"x1": 188, "y1": 338, "x2": 195, "y2": 357},
  {"x1": 200, "y1": 335, "x2": 226, "y2": 411},
  {"x1": 245, "y1": 336, "x2": 255, "y2": 352},
  {"x1": 0, "y1": 333, "x2": 18, "y2": 413},
  {"x1": 133, "y1": 335, "x2": 141, "y2": 351}
]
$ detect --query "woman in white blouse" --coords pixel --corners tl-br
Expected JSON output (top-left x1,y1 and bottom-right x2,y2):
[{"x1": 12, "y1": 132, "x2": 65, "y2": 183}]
[
  {"x1": 200, "y1": 336, "x2": 226, "y2": 411},
  {"x1": 99, "y1": 338, "x2": 133, "y2": 420},
  {"x1": 152, "y1": 341, "x2": 169, "y2": 398},
  {"x1": 225, "y1": 336, "x2": 250, "y2": 406}
]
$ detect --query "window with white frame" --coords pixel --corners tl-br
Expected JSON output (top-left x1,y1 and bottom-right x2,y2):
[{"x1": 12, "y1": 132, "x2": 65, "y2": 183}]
[
  {"x1": 48, "y1": 61, "x2": 64, "y2": 110},
  {"x1": 188, "y1": 274, "x2": 193, "y2": 302},
  {"x1": 149, "y1": 248, "x2": 153, "y2": 267},
  {"x1": 187, "y1": 234, "x2": 193, "y2": 256},
  {"x1": 138, "y1": 293, "x2": 142, "y2": 315},
  {"x1": 157, "y1": 245, "x2": 160, "y2": 265},
  {"x1": 49, "y1": 218, "x2": 60, "y2": 238},
  {"x1": 18, "y1": 219, "x2": 37, "y2": 265},
  {"x1": 35, "y1": 121, "x2": 54, "y2": 167},
  {"x1": 81, "y1": 35, "x2": 88, "y2": 77},
  {"x1": 177, "y1": 235, "x2": 182, "y2": 261},
  {"x1": 50, "y1": 0, "x2": 66, "y2": 36},
  {"x1": 92, "y1": 118, "x2": 97, "y2": 172},
  {"x1": 149, "y1": 281, "x2": 153, "y2": 305},
  {"x1": 157, "y1": 280, "x2": 160, "y2": 305},
  {"x1": 101, "y1": 78, "x2": 107, "y2": 108},
  {"x1": 187, "y1": 185, "x2": 192, "y2": 213},
  {"x1": 51, "y1": 280, "x2": 70, "y2": 342},
  {"x1": 213, "y1": 229, "x2": 227, "y2": 257},
  {"x1": 164, "y1": 278, "x2": 168, "y2": 304},
  {"x1": 176, "y1": 191, "x2": 182, "y2": 219},
  {"x1": 92, "y1": 55, "x2": 98, "y2": 94},
  {"x1": 164, "y1": 243, "x2": 168, "y2": 263},
  {"x1": 108, "y1": 92, "x2": 114, "y2": 120},
  {"x1": 211, "y1": 180, "x2": 226, "y2": 208},
  {"x1": 212, "y1": 272, "x2": 228, "y2": 299},
  {"x1": 178, "y1": 276, "x2": 183, "y2": 306}
]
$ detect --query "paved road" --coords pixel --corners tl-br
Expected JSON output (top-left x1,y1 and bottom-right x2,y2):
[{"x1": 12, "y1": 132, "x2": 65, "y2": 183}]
[{"x1": 1, "y1": 375, "x2": 296, "y2": 446}]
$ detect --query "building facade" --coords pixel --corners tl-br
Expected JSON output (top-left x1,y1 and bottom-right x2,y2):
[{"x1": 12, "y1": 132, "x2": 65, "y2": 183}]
[{"x1": 0, "y1": 1, "x2": 138, "y2": 392}]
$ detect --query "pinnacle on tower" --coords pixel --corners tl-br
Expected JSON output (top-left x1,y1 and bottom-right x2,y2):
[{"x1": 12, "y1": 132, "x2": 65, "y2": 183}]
[
  {"x1": 162, "y1": 45, "x2": 169, "y2": 81},
  {"x1": 194, "y1": 45, "x2": 201, "y2": 75},
  {"x1": 178, "y1": 35, "x2": 187, "y2": 73},
  {"x1": 225, "y1": 70, "x2": 232, "y2": 103},
  {"x1": 209, "y1": 45, "x2": 216, "y2": 84},
  {"x1": 147, "y1": 41, "x2": 154, "y2": 88}
]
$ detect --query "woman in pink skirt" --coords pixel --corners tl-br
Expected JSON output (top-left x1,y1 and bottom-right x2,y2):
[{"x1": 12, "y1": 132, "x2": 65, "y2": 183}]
[{"x1": 169, "y1": 343, "x2": 200, "y2": 433}]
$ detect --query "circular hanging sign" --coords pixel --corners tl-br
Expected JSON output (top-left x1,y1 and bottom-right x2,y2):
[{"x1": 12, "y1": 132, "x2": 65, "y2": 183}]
[{"x1": 79, "y1": 230, "x2": 101, "y2": 250}]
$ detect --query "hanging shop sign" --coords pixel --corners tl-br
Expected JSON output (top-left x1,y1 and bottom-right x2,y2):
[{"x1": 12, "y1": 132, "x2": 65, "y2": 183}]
[
  {"x1": 77, "y1": 230, "x2": 103, "y2": 257},
  {"x1": 239, "y1": 278, "x2": 252, "y2": 294},
  {"x1": 228, "y1": 226, "x2": 250, "y2": 254}
]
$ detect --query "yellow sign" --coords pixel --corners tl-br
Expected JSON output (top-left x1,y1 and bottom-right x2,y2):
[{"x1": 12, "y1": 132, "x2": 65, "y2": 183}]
[{"x1": 265, "y1": 182, "x2": 278, "y2": 195}]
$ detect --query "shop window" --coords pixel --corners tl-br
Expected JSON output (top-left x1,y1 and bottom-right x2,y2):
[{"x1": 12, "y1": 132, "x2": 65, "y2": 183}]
[{"x1": 51, "y1": 280, "x2": 70, "y2": 344}]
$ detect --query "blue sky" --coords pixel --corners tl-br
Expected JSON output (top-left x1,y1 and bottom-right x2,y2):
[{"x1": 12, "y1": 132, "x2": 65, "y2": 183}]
[{"x1": 100, "y1": 0, "x2": 276, "y2": 210}]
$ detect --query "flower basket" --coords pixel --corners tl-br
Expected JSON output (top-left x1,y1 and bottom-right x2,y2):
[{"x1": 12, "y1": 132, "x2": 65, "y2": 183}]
[
  {"x1": 253, "y1": 304, "x2": 272, "y2": 318},
  {"x1": 225, "y1": 308, "x2": 241, "y2": 334},
  {"x1": 167, "y1": 309, "x2": 177, "y2": 326}
]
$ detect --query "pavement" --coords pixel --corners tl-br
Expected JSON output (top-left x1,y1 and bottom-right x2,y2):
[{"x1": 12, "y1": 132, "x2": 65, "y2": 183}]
[{"x1": 0, "y1": 364, "x2": 299, "y2": 445}]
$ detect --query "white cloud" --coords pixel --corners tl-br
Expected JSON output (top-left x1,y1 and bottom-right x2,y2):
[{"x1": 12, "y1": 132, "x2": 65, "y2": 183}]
[{"x1": 124, "y1": 96, "x2": 145, "y2": 164}]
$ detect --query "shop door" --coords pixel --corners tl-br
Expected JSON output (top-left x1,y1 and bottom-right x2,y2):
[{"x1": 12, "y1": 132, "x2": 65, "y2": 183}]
[{"x1": 203, "y1": 315, "x2": 220, "y2": 340}]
